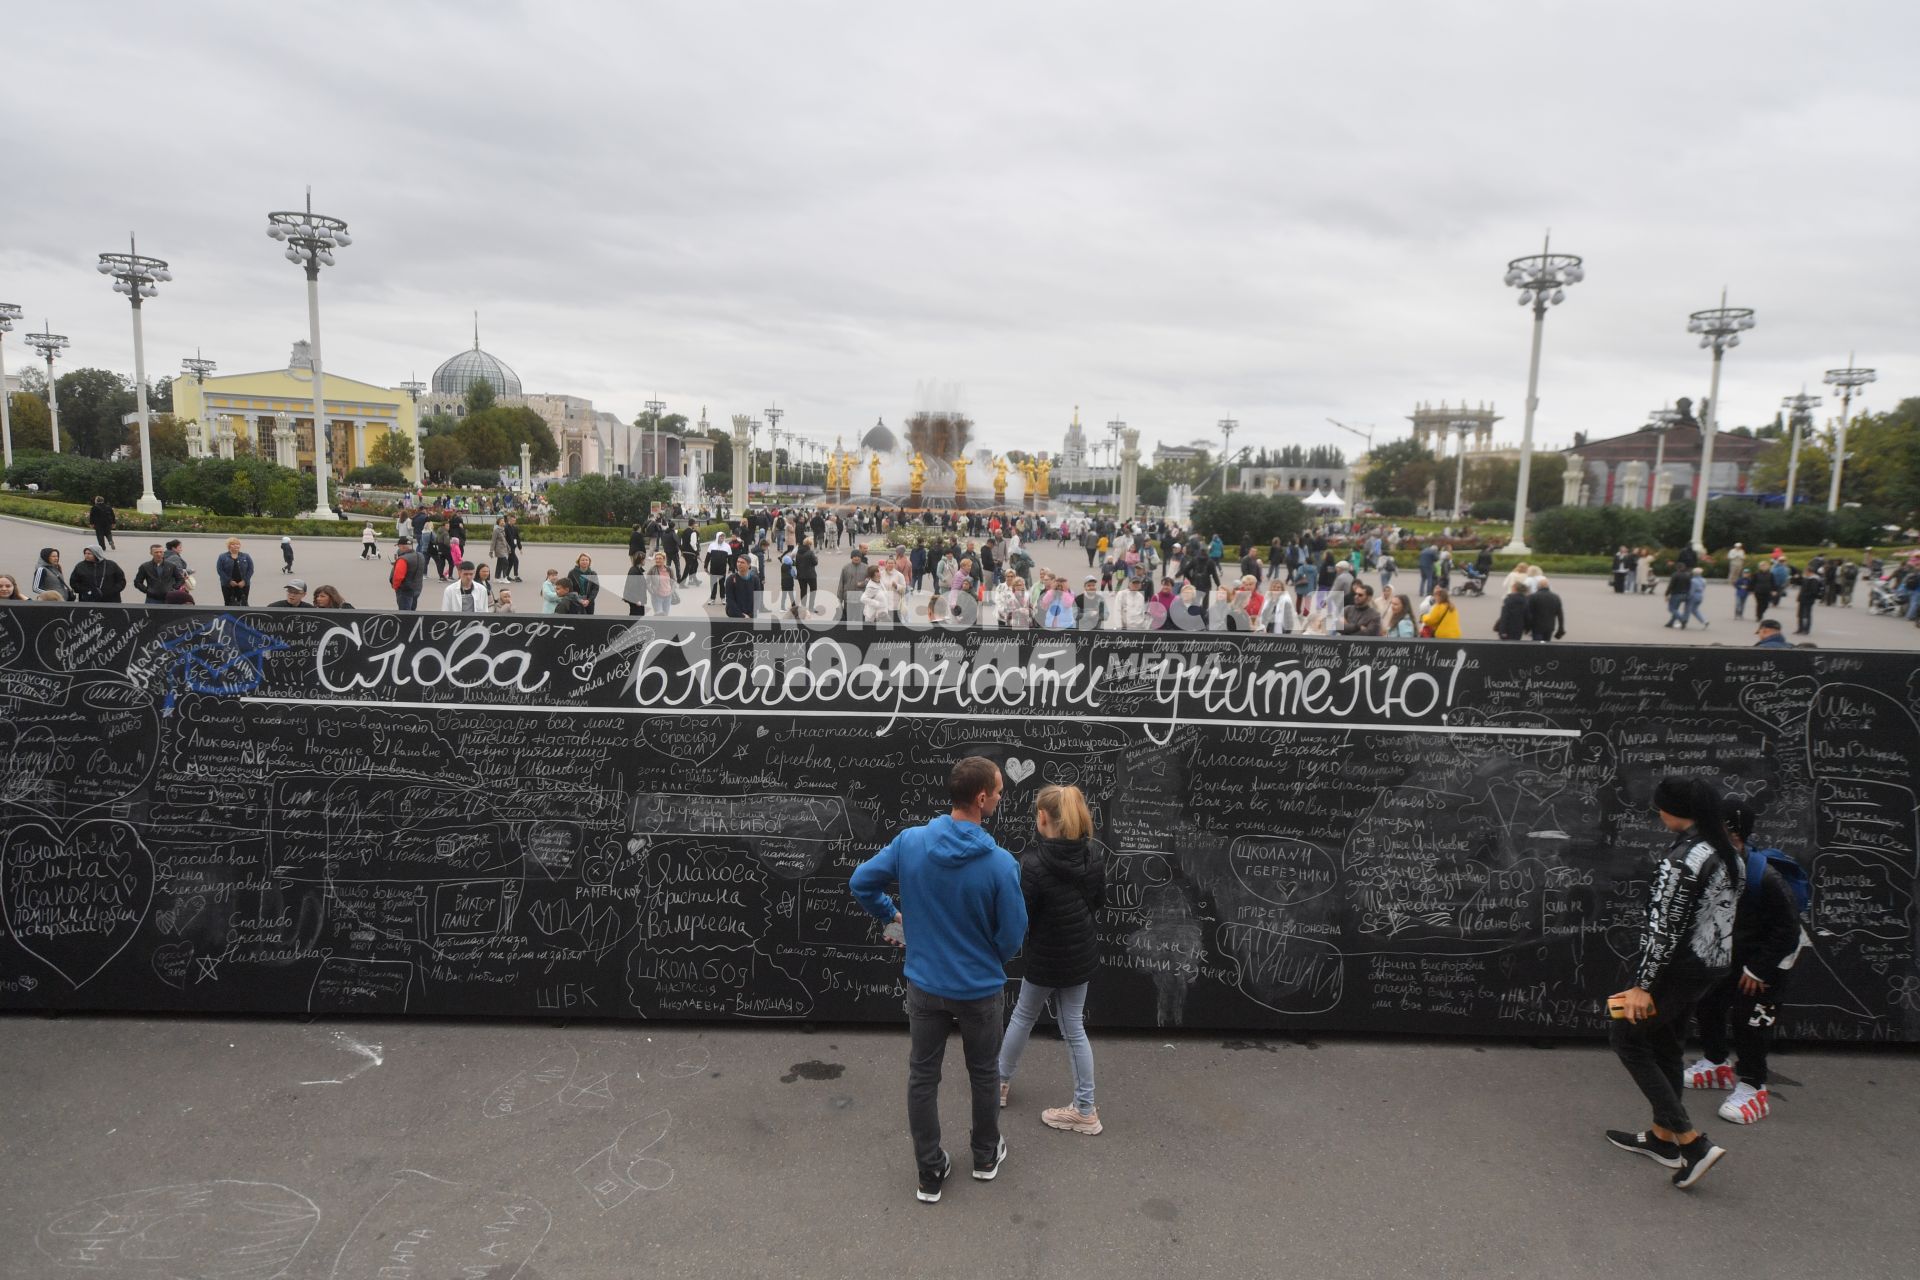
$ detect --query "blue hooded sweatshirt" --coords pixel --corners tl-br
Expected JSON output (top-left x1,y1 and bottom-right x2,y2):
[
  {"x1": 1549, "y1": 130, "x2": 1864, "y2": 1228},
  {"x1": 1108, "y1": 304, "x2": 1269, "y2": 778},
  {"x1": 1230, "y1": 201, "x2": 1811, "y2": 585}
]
[{"x1": 850, "y1": 815, "x2": 1027, "y2": 1001}]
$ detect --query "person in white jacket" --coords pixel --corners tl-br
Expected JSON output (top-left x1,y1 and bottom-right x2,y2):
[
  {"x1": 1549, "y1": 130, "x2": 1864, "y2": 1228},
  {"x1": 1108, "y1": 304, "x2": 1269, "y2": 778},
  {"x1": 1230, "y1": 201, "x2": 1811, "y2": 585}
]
[
  {"x1": 1263, "y1": 588, "x2": 1301, "y2": 635},
  {"x1": 441, "y1": 562, "x2": 492, "y2": 613},
  {"x1": 1116, "y1": 578, "x2": 1149, "y2": 630}
]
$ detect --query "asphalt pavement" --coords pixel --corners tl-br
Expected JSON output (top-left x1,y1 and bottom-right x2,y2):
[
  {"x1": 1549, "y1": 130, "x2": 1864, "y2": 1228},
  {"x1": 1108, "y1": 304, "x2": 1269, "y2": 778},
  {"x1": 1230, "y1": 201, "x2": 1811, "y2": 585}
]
[{"x1": 1, "y1": 1015, "x2": 1914, "y2": 1279}]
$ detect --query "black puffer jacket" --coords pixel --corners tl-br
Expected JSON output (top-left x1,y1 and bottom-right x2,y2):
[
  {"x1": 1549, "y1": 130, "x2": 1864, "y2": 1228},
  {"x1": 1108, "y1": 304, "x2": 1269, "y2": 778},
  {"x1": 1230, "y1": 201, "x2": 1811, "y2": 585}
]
[{"x1": 1019, "y1": 837, "x2": 1106, "y2": 988}]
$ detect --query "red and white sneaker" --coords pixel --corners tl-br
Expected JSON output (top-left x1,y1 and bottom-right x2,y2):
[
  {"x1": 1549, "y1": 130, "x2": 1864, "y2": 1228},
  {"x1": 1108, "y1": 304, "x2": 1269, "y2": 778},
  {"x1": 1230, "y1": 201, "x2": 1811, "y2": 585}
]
[
  {"x1": 1718, "y1": 1082, "x2": 1770, "y2": 1124},
  {"x1": 1684, "y1": 1057, "x2": 1735, "y2": 1090}
]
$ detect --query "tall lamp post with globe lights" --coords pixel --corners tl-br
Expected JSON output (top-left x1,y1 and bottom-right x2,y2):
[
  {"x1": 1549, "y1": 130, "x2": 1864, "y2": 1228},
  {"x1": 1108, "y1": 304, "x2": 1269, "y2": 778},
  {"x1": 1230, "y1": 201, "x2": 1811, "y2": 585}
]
[
  {"x1": 1779, "y1": 390, "x2": 1819, "y2": 511},
  {"x1": 1499, "y1": 235, "x2": 1583, "y2": 554},
  {"x1": 1217, "y1": 417, "x2": 1237, "y2": 494},
  {"x1": 645, "y1": 398, "x2": 668, "y2": 479},
  {"x1": 1822, "y1": 357, "x2": 1875, "y2": 513},
  {"x1": 0, "y1": 302, "x2": 21, "y2": 468},
  {"x1": 25, "y1": 324, "x2": 69, "y2": 455},
  {"x1": 1684, "y1": 292, "x2": 1756, "y2": 552},
  {"x1": 266, "y1": 192, "x2": 352, "y2": 519},
  {"x1": 764, "y1": 403, "x2": 784, "y2": 496},
  {"x1": 97, "y1": 237, "x2": 174, "y2": 514}
]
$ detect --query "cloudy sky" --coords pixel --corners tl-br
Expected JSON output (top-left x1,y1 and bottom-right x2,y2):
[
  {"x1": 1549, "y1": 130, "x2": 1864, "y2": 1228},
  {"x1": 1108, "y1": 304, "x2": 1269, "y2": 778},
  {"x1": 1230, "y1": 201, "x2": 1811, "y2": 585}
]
[{"x1": 6, "y1": 1, "x2": 1916, "y2": 462}]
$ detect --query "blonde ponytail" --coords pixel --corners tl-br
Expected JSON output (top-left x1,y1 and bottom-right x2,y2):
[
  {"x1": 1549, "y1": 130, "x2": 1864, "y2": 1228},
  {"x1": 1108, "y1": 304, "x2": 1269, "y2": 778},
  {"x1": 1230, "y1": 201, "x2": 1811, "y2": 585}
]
[{"x1": 1035, "y1": 783, "x2": 1093, "y2": 840}]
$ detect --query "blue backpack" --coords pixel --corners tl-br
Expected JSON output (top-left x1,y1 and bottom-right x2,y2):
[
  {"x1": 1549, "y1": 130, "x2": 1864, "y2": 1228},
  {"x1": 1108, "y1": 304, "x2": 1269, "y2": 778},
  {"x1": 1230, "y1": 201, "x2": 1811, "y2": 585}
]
[{"x1": 1745, "y1": 848, "x2": 1810, "y2": 915}]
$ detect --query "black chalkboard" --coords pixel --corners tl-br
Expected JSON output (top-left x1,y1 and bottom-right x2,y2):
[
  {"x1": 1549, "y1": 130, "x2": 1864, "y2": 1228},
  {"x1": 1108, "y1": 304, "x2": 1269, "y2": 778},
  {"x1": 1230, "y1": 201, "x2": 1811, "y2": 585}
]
[{"x1": 0, "y1": 604, "x2": 1914, "y2": 1042}]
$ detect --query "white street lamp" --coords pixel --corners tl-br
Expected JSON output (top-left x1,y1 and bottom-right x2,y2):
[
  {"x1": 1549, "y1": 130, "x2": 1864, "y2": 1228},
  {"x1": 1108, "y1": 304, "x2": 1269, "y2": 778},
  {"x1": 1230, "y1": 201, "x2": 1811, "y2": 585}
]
[
  {"x1": 0, "y1": 303, "x2": 21, "y2": 469},
  {"x1": 646, "y1": 397, "x2": 669, "y2": 479},
  {"x1": 1643, "y1": 407, "x2": 1684, "y2": 510},
  {"x1": 1447, "y1": 419, "x2": 1477, "y2": 520},
  {"x1": 97, "y1": 236, "x2": 173, "y2": 513},
  {"x1": 266, "y1": 190, "x2": 352, "y2": 519},
  {"x1": 1684, "y1": 291, "x2": 1757, "y2": 552},
  {"x1": 1217, "y1": 416, "x2": 1237, "y2": 493},
  {"x1": 1822, "y1": 357, "x2": 1875, "y2": 513},
  {"x1": 1779, "y1": 390, "x2": 1819, "y2": 511},
  {"x1": 764, "y1": 403, "x2": 783, "y2": 495},
  {"x1": 1500, "y1": 233, "x2": 1584, "y2": 553},
  {"x1": 25, "y1": 323, "x2": 70, "y2": 455}
]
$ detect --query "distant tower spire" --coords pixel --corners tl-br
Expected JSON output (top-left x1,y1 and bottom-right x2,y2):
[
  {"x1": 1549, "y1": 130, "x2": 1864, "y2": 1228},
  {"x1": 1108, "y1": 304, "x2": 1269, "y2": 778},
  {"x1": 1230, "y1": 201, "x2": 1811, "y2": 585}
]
[
  {"x1": 1073, "y1": 404, "x2": 1080, "y2": 427},
  {"x1": 473, "y1": 311, "x2": 480, "y2": 350}
]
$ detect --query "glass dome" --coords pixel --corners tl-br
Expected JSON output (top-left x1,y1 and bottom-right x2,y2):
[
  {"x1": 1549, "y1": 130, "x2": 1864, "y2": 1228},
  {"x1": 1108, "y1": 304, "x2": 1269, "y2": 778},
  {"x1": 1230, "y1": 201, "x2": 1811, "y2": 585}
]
[
  {"x1": 431, "y1": 345, "x2": 522, "y2": 398},
  {"x1": 859, "y1": 419, "x2": 898, "y2": 454}
]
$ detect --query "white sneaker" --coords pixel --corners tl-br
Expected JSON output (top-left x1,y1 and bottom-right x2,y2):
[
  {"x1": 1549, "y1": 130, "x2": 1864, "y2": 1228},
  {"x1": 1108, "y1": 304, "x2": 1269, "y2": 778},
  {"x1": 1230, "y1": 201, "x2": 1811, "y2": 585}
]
[
  {"x1": 1718, "y1": 1082, "x2": 1770, "y2": 1125},
  {"x1": 1683, "y1": 1057, "x2": 1735, "y2": 1090}
]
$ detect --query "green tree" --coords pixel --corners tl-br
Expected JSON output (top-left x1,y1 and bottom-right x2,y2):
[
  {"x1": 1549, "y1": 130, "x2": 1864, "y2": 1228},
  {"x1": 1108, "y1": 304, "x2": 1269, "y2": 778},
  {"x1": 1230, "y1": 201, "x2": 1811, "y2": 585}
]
[
  {"x1": 1360, "y1": 438, "x2": 1434, "y2": 502},
  {"x1": 135, "y1": 412, "x2": 193, "y2": 462},
  {"x1": 370, "y1": 429, "x2": 414, "y2": 469},
  {"x1": 1750, "y1": 438, "x2": 1830, "y2": 508},
  {"x1": 1463, "y1": 453, "x2": 1566, "y2": 512},
  {"x1": 423, "y1": 434, "x2": 467, "y2": 482},
  {"x1": 1837, "y1": 398, "x2": 1920, "y2": 525},
  {"x1": 547, "y1": 473, "x2": 671, "y2": 526},
  {"x1": 7, "y1": 392, "x2": 54, "y2": 451},
  {"x1": 1149, "y1": 449, "x2": 1214, "y2": 492},
  {"x1": 53, "y1": 368, "x2": 137, "y2": 458},
  {"x1": 420, "y1": 411, "x2": 460, "y2": 438},
  {"x1": 1190, "y1": 492, "x2": 1310, "y2": 546},
  {"x1": 148, "y1": 376, "x2": 174, "y2": 412},
  {"x1": 465, "y1": 378, "x2": 496, "y2": 416},
  {"x1": 456, "y1": 404, "x2": 556, "y2": 471}
]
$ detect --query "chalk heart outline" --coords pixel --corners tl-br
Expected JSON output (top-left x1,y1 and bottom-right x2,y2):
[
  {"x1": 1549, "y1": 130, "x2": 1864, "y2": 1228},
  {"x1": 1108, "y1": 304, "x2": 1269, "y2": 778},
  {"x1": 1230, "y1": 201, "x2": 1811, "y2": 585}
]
[
  {"x1": 0, "y1": 607, "x2": 25, "y2": 668},
  {"x1": 1, "y1": 819, "x2": 155, "y2": 988},
  {"x1": 641, "y1": 714, "x2": 739, "y2": 770},
  {"x1": 1004, "y1": 757, "x2": 1036, "y2": 785},
  {"x1": 1738, "y1": 676, "x2": 1818, "y2": 732}
]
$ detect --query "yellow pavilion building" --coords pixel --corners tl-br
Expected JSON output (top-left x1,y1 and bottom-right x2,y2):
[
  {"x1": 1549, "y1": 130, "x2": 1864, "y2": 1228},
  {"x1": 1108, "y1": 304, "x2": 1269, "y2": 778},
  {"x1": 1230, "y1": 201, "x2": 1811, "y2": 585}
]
[{"x1": 170, "y1": 341, "x2": 419, "y2": 481}]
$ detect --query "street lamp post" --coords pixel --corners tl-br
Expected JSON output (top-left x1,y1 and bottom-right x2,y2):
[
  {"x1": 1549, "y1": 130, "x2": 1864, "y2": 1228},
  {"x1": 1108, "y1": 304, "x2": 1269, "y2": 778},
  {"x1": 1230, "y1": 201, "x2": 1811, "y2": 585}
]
[
  {"x1": 764, "y1": 404, "x2": 784, "y2": 496},
  {"x1": 1644, "y1": 407, "x2": 1684, "y2": 510},
  {"x1": 1684, "y1": 291, "x2": 1757, "y2": 552},
  {"x1": 0, "y1": 303, "x2": 21, "y2": 469},
  {"x1": 1822, "y1": 357, "x2": 1876, "y2": 513},
  {"x1": 1779, "y1": 390, "x2": 1819, "y2": 511},
  {"x1": 645, "y1": 397, "x2": 668, "y2": 480},
  {"x1": 97, "y1": 236, "x2": 174, "y2": 513},
  {"x1": 1447, "y1": 419, "x2": 1477, "y2": 520},
  {"x1": 1500, "y1": 233, "x2": 1584, "y2": 554},
  {"x1": 1106, "y1": 419, "x2": 1126, "y2": 498},
  {"x1": 181, "y1": 349, "x2": 217, "y2": 458},
  {"x1": 25, "y1": 324, "x2": 69, "y2": 455},
  {"x1": 1217, "y1": 417, "x2": 1237, "y2": 493},
  {"x1": 749, "y1": 419, "x2": 762, "y2": 494},
  {"x1": 266, "y1": 191, "x2": 352, "y2": 520},
  {"x1": 399, "y1": 379, "x2": 426, "y2": 485}
]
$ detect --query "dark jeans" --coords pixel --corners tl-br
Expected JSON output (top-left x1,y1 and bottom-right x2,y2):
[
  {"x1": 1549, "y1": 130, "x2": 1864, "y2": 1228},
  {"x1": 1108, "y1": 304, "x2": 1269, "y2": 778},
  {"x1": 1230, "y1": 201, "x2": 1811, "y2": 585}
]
[
  {"x1": 1796, "y1": 598, "x2": 1816, "y2": 633},
  {"x1": 1610, "y1": 968, "x2": 1715, "y2": 1133},
  {"x1": 94, "y1": 528, "x2": 114, "y2": 550},
  {"x1": 394, "y1": 589, "x2": 420, "y2": 611},
  {"x1": 1696, "y1": 967, "x2": 1790, "y2": 1087},
  {"x1": 221, "y1": 584, "x2": 250, "y2": 607},
  {"x1": 905, "y1": 981, "x2": 1003, "y2": 1180}
]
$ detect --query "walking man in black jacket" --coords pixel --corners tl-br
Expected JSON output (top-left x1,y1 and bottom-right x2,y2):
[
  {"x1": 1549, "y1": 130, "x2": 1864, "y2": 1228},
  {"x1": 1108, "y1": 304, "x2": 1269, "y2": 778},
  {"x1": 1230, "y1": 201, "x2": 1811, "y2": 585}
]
[
  {"x1": 89, "y1": 496, "x2": 118, "y2": 550},
  {"x1": 1526, "y1": 578, "x2": 1567, "y2": 641}
]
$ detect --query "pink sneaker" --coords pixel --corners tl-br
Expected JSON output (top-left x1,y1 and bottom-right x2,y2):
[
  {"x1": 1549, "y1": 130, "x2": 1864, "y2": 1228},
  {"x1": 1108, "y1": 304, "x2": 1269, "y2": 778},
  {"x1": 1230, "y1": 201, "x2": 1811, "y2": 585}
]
[{"x1": 1041, "y1": 1105, "x2": 1103, "y2": 1135}]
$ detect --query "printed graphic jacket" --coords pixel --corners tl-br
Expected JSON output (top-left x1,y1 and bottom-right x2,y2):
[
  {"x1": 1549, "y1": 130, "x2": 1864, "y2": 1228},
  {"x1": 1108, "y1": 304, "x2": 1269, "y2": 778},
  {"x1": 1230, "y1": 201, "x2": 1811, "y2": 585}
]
[{"x1": 1635, "y1": 831, "x2": 1739, "y2": 991}]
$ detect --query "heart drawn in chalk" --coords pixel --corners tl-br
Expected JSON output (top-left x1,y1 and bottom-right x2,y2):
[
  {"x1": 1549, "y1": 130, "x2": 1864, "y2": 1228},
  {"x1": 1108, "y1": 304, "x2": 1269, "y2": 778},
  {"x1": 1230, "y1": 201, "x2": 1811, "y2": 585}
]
[
  {"x1": 1004, "y1": 757, "x2": 1035, "y2": 784},
  {"x1": 1737, "y1": 677, "x2": 1818, "y2": 732},
  {"x1": 0, "y1": 819, "x2": 154, "y2": 989},
  {"x1": 152, "y1": 940, "x2": 194, "y2": 989},
  {"x1": 756, "y1": 725, "x2": 770, "y2": 738}
]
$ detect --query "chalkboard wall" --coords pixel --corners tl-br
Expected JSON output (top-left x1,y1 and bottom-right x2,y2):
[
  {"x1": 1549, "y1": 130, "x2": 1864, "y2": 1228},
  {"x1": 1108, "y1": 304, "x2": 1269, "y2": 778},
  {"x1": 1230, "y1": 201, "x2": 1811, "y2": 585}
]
[{"x1": 1, "y1": 605, "x2": 1915, "y2": 1042}]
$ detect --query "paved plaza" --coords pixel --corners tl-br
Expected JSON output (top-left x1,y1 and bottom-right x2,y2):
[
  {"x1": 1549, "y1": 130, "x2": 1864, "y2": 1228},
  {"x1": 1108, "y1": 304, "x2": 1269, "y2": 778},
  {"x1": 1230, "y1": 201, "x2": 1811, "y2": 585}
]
[
  {"x1": 6, "y1": 515, "x2": 1916, "y2": 652},
  {"x1": 1, "y1": 1017, "x2": 1915, "y2": 1279}
]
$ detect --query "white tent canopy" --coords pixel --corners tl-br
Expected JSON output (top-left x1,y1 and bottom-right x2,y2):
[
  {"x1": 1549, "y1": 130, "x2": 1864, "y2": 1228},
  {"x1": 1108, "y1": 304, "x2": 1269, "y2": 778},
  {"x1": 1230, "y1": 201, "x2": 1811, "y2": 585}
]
[{"x1": 1302, "y1": 488, "x2": 1345, "y2": 508}]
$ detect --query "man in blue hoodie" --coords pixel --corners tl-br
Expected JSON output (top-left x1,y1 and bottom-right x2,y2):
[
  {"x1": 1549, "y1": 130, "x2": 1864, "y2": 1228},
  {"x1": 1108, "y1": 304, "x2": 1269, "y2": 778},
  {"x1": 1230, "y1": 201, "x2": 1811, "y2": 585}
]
[{"x1": 850, "y1": 756, "x2": 1027, "y2": 1204}]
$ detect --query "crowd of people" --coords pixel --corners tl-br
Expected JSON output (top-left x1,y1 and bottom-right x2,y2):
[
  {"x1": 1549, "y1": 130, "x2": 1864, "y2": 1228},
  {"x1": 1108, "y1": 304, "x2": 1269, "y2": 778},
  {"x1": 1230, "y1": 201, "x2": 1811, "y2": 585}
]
[{"x1": 10, "y1": 499, "x2": 1917, "y2": 644}]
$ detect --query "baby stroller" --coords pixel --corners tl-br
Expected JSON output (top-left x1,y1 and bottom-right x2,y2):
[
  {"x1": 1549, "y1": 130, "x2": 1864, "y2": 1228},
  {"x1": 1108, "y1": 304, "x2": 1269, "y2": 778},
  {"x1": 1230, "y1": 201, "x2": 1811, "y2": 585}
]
[
  {"x1": 1866, "y1": 574, "x2": 1903, "y2": 617},
  {"x1": 1457, "y1": 565, "x2": 1488, "y2": 597}
]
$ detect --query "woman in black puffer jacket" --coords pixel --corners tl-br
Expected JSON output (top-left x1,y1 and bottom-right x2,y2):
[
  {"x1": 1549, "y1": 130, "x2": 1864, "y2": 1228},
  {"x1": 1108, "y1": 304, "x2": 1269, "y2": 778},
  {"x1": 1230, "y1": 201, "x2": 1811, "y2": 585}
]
[{"x1": 997, "y1": 784, "x2": 1107, "y2": 1135}]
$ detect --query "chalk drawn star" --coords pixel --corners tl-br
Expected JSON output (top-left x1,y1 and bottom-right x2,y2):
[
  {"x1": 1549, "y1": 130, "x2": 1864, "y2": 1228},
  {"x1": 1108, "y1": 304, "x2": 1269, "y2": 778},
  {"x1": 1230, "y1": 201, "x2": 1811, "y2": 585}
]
[
  {"x1": 194, "y1": 956, "x2": 223, "y2": 984},
  {"x1": 157, "y1": 615, "x2": 289, "y2": 712}
]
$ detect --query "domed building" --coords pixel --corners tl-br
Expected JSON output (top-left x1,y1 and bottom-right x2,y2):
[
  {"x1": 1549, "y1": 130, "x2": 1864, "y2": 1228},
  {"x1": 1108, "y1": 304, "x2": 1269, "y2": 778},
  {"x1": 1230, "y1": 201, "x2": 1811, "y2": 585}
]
[
  {"x1": 430, "y1": 341, "x2": 522, "y2": 400},
  {"x1": 418, "y1": 318, "x2": 603, "y2": 477},
  {"x1": 859, "y1": 417, "x2": 898, "y2": 455}
]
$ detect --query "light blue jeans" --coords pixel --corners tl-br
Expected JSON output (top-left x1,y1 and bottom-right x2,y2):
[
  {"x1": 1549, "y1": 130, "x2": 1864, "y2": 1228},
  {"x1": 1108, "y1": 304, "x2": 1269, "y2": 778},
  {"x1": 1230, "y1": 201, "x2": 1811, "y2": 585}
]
[{"x1": 998, "y1": 980, "x2": 1095, "y2": 1114}]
